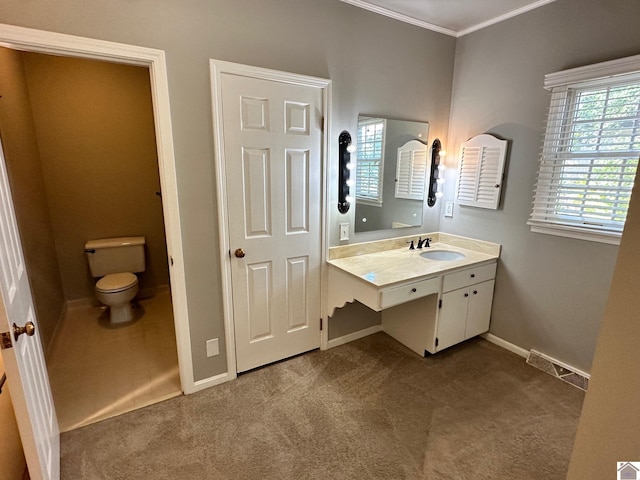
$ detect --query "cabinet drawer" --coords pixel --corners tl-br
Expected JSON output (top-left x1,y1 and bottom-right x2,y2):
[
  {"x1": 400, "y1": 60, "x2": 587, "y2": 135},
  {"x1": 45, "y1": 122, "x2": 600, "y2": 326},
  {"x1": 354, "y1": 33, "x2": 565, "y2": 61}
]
[
  {"x1": 379, "y1": 277, "x2": 440, "y2": 309},
  {"x1": 442, "y1": 262, "x2": 497, "y2": 292}
]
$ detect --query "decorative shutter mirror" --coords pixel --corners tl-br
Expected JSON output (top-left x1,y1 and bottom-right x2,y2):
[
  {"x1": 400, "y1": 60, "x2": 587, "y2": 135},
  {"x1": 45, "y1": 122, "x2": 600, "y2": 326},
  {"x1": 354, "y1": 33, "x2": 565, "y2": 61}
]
[{"x1": 456, "y1": 134, "x2": 507, "y2": 210}]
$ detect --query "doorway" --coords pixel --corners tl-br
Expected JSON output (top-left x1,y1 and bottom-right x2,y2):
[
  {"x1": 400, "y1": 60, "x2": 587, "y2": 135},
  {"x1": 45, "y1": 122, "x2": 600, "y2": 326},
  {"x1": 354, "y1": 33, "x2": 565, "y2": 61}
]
[
  {"x1": 211, "y1": 60, "x2": 331, "y2": 375},
  {"x1": 0, "y1": 49, "x2": 181, "y2": 432},
  {"x1": 0, "y1": 23, "x2": 192, "y2": 478}
]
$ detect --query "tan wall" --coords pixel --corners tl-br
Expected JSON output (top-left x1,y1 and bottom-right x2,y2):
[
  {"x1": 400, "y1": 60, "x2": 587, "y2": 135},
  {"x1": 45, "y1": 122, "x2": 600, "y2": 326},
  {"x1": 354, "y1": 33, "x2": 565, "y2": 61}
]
[
  {"x1": 21, "y1": 53, "x2": 169, "y2": 300},
  {"x1": 566, "y1": 187, "x2": 640, "y2": 476},
  {"x1": 0, "y1": 356, "x2": 27, "y2": 480},
  {"x1": 0, "y1": 47, "x2": 65, "y2": 354}
]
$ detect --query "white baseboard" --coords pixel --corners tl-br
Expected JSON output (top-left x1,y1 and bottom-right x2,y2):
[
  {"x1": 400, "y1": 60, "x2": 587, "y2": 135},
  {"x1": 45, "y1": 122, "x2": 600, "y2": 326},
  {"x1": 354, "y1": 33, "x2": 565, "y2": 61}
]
[
  {"x1": 186, "y1": 371, "x2": 236, "y2": 394},
  {"x1": 327, "y1": 324, "x2": 383, "y2": 349},
  {"x1": 481, "y1": 333, "x2": 589, "y2": 391},
  {"x1": 481, "y1": 333, "x2": 529, "y2": 358}
]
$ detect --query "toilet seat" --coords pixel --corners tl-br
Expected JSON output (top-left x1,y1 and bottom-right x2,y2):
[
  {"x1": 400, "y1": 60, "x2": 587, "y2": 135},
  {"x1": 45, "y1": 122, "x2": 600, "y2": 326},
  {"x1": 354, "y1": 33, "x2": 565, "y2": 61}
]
[{"x1": 96, "y1": 272, "x2": 138, "y2": 294}]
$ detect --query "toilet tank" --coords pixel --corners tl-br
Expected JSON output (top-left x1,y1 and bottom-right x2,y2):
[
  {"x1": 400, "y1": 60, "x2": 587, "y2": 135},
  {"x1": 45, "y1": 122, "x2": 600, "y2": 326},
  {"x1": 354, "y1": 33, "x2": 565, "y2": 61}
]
[{"x1": 85, "y1": 236, "x2": 146, "y2": 277}]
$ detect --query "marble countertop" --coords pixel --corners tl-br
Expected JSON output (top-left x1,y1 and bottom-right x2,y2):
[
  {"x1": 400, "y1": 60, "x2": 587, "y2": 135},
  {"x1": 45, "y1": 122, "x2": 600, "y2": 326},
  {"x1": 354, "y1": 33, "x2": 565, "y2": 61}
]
[{"x1": 327, "y1": 234, "x2": 500, "y2": 288}]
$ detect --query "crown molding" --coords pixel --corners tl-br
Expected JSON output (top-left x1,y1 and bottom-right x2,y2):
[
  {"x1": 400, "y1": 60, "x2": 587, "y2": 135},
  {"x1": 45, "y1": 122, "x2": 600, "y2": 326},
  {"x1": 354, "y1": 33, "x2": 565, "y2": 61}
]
[
  {"x1": 339, "y1": 0, "x2": 457, "y2": 37},
  {"x1": 340, "y1": 0, "x2": 558, "y2": 38}
]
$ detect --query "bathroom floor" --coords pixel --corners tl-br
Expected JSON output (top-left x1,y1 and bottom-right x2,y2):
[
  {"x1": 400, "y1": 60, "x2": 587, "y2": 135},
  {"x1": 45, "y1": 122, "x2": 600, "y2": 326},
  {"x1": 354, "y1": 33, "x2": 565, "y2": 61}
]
[{"x1": 47, "y1": 288, "x2": 182, "y2": 432}]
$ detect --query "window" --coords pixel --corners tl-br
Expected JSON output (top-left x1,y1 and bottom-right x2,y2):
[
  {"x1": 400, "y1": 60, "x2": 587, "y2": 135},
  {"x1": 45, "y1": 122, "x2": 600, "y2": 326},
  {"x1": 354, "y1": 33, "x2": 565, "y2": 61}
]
[
  {"x1": 529, "y1": 55, "x2": 640, "y2": 244},
  {"x1": 356, "y1": 118, "x2": 385, "y2": 206}
]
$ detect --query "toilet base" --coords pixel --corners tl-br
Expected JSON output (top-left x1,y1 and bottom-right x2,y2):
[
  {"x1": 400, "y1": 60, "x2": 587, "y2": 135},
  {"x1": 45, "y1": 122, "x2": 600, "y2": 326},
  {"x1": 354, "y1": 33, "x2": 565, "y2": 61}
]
[{"x1": 108, "y1": 302, "x2": 135, "y2": 324}]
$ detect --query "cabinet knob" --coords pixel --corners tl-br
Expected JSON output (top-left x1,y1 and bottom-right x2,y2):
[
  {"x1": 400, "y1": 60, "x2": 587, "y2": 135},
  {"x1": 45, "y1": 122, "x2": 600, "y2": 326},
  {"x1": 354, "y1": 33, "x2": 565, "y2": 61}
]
[
  {"x1": 470, "y1": 274, "x2": 475, "y2": 278},
  {"x1": 473, "y1": 290, "x2": 478, "y2": 295},
  {"x1": 411, "y1": 288, "x2": 417, "y2": 293},
  {"x1": 464, "y1": 293, "x2": 469, "y2": 298}
]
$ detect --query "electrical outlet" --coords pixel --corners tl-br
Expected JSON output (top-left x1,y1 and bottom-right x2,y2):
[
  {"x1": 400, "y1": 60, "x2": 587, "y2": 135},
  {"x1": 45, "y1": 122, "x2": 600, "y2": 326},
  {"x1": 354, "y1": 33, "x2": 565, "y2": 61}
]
[
  {"x1": 339, "y1": 223, "x2": 349, "y2": 241},
  {"x1": 445, "y1": 201, "x2": 454, "y2": 218},
  {"x1": 206, "y1": 338, "x2": 219, "y2": 357}
]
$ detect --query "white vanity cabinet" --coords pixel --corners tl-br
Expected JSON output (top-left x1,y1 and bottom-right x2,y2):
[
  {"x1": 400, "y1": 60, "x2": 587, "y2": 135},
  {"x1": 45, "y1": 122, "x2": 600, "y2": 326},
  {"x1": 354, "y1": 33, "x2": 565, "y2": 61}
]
[
  {"x1": 326, "y1": 233, "x2": 501, "y2": 357},
  {"x1": 433, "y1": 262, "x2": 497, "y2": 352}
]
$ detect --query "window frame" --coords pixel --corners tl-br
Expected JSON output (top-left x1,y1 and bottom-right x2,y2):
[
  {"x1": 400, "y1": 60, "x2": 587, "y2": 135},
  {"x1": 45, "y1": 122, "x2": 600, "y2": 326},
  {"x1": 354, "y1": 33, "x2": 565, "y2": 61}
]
[
  {"x1": 355, "y1": 118, "x2": 386, "y2": 207},
  {"x1": 528, "y1": 54, "x2": 640, "y2": 245}
]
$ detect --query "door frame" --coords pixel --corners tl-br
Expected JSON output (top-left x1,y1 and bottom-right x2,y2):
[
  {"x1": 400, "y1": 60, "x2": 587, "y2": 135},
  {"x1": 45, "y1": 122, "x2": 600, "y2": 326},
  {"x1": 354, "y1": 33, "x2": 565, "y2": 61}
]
[
  {"x1": 210, "y1": 59, "x2": 331, "y2": 378},
  {"x1": 0, "y1": 24, "x2": 196, "y2": 392}
]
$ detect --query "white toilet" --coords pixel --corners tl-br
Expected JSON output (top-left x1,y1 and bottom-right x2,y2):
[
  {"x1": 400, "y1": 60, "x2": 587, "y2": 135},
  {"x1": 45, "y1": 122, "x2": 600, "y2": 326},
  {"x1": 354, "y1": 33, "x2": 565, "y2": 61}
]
[{"x1": 85, "y1": 236, "x2": 146, "y2": 324}]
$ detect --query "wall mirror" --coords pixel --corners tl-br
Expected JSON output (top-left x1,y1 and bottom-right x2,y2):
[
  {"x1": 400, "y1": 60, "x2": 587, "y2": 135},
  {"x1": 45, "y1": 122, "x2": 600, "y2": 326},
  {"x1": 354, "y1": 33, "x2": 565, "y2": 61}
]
[{"x1": 354, "y1": 115, "x2": 431, "y2": 233}]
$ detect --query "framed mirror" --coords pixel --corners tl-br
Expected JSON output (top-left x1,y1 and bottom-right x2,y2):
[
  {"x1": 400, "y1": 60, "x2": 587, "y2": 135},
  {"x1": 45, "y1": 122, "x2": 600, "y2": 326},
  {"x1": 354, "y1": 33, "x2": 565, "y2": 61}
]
[{"x1": 354, "y1": 115, "x2": 430, "y2": 233}]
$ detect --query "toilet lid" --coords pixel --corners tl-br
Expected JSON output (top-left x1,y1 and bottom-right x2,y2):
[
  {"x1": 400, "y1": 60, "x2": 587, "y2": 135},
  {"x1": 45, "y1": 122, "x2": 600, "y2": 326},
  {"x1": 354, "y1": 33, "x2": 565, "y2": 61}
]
[{"x1": 96, "y1": 272, "x2": 138, "y2": 293}]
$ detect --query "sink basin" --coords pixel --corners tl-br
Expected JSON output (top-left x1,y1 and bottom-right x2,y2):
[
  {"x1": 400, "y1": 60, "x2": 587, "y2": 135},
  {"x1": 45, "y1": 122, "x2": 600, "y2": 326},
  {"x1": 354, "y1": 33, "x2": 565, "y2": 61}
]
[{"x1": 420, "y1": 250, "x2": 466, "y2": 261}]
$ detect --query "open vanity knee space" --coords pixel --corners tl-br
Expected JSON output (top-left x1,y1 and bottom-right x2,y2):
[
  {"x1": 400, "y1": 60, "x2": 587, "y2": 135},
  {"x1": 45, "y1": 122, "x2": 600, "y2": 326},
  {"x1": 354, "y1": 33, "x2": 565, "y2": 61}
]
[{"x1": 327, "y1": 233, "x2": 501, "y2": 356}]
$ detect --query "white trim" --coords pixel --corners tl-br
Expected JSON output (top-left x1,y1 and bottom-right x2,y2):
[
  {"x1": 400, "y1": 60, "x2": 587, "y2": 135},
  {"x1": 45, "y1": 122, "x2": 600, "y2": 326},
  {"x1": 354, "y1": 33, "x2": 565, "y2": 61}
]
[
  {"x1": 340, "y1": 0, "x2": 557, "y2": 38},
  {"x1": 339, "y1": 0, "x2": 457, "y2": 37},
  {"x1": 481, "y1": 333, "x2": 529, "y2": 358},
  {"x1": 0, "y1": 23, "x2": 195, "y2": 394},
  {"x1": 190, "y1": 371, "x2": 236, "y2": 393},
  {"x1": 320, "y1": 84, "x2": 333, "y2": 352},
  {"x1": 545, "y1": 54, "x2": 640, "y2": 89},
  {"x1": 528, "y1": 223, "x2": 621, "y2": 246},
  {"x1": 457, "y1": 0, "x2": 557, "y2": 37},
  {"x1": 210, "y1": 59, "x2": 331, "y2": 376},
  {"x1": 327, "y1": 324, "x2": 383, "y2": 349}
]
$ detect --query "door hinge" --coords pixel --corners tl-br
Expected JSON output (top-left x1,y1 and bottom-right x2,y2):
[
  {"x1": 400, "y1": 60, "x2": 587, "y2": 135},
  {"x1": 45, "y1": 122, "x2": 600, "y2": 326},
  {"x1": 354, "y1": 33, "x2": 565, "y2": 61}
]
[
  {"x1": 435, "y1": 337, "x2": 439, "y2": 347},
  {"x1": 320, "y1": 318, "x2": 323, "y2": 331},
  {"x1": 1, "y1": 331, "x2": 12, "y2": 350},
  {"x1": 438, "y1": 299, "x2": 442, "y2": 309}
]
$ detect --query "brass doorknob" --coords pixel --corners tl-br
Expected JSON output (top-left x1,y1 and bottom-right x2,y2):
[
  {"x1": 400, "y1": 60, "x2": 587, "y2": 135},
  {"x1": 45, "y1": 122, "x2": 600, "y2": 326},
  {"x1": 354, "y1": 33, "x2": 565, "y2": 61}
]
[
  {"x1": 234, "y1": 248, "x2": 246, "y2": 258},
  {"x1": 13, "y1": 321, "x2": 35, "y2": 341}
]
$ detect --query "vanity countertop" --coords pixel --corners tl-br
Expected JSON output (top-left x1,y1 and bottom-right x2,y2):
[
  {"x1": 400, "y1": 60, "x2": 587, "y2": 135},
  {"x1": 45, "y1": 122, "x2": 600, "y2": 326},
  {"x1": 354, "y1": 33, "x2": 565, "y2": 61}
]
[{"x1": 327, "y1": 233, "x2": 500, "y2": 288}]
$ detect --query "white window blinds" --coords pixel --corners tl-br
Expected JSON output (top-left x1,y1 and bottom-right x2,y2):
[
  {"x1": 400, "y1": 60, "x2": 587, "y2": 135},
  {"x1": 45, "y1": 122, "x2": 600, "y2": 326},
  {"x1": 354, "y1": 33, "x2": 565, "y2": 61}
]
[
  {"x1": 356, "y1": 119, "x2": 385, "y2": 206},
  {"x1": 529, "y1": 59, "x2": 640, "y2": 244},
  {"x1": 456, "y1": 134, "x2": 507, "y2": 209},
  {"x1": 395, "y1": 140, "x2": 429, "y2": 200}
]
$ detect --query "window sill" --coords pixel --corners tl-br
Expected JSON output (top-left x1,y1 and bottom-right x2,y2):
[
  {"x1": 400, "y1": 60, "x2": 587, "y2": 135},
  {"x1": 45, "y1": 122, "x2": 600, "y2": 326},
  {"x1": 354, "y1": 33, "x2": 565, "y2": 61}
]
[
  {"x1": 355, "y1": 198, "x2": 383, "y2": 208},
  {"x1": 527, "y1": 222, "x2": 622, "y2": 245}
]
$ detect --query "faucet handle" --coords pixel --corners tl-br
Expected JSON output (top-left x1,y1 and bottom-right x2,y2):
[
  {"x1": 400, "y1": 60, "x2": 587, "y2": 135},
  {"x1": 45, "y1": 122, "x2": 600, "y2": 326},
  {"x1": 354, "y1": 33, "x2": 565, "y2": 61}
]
[
  {"x1": 425, "y1": 237, "x2": 432, "y2": 248},
  {"x1": 407, "y1": 240, "x2": 415, "y2": 250}
]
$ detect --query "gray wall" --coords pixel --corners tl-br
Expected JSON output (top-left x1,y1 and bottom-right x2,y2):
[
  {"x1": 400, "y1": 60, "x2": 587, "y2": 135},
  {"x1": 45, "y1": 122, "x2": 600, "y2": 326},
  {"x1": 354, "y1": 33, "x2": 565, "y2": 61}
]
[
  {"x1": 444, "y1": 0, "x2": 640, "y2": 373},
  {"x1": 0, "y1": 0, "x2": 456, "y2": 381}
]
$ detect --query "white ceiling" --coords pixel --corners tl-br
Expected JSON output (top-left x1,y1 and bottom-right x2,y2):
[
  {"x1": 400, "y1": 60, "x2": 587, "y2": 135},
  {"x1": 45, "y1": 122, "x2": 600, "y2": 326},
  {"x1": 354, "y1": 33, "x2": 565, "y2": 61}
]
[{"x1": 340, "y1": 0, "x2": 557, "y2": 37}]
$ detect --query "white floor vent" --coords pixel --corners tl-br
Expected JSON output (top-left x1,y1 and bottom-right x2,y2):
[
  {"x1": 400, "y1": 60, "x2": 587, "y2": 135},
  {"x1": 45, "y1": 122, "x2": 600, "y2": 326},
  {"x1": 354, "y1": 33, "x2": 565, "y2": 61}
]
[{"x1": 526, "y1": 350, "x2": 589, "y2": 391}]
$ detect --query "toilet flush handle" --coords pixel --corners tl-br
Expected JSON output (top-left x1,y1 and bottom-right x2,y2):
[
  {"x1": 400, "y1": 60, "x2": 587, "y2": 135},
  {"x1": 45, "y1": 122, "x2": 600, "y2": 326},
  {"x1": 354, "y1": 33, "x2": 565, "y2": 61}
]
[{"x1": 84, "y1": 248, "x2": 96, "y2": 254}]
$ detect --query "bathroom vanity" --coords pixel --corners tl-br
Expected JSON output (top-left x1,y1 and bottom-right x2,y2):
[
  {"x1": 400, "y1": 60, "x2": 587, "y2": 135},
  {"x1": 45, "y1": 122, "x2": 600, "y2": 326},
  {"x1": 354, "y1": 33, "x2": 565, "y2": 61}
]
[{"x1": 326, "y1": 233, "x2": 500, "y2": 356}]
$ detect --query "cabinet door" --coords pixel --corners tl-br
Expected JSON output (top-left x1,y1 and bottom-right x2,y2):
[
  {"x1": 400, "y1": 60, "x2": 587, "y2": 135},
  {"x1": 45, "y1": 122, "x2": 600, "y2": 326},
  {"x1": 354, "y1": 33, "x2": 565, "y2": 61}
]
[
  {"x1": 437, "y1": 289, "x2": 469, "y2": 351},
  {"x1": 465, "y1": 280, "x2": 495, "y2": 339}
]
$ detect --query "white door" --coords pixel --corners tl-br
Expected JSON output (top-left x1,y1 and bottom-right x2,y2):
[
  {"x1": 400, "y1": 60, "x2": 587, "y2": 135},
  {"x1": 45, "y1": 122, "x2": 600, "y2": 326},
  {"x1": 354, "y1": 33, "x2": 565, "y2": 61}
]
[
  {"x1": 220, "y1": 72, "x2": 323, "y2": 372},
  {"x1": 0, "y1": 137, "x2": 60, "y2": 480}
]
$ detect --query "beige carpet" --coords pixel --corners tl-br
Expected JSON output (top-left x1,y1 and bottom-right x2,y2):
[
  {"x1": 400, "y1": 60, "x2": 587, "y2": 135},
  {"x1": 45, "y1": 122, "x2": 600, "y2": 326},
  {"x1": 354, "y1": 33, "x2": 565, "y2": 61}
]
[{"x1": 60, "y1": 333, "x2": 584, "y2": 479}]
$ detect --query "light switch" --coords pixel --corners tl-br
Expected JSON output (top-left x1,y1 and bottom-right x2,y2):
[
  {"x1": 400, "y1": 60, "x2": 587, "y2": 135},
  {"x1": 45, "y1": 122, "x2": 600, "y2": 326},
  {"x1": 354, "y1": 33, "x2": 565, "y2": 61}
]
[
  {"x1": 339, "y1": 223, "x2": 349, "y2": 241},
  {"x1": 445, "y1": 202, "x2": 454, "y2": 218}
]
